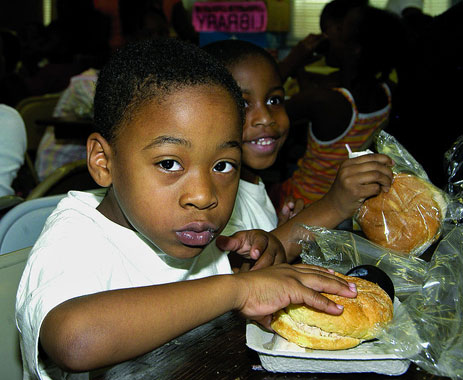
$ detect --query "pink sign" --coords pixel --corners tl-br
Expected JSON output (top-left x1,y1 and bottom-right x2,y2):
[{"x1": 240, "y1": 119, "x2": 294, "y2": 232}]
[{"x1": 192, "y1": 2, "x2": 267, "y2": 33}]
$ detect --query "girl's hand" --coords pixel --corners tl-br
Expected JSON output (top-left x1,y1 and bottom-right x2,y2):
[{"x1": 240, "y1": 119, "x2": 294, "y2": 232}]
[
  {"x1": 325, "y1": 153, "x2": 394, "y2": 221},
  {"x1": 277, "y1": 196, "x2": 305, "y2": 226},
  {"x1": 216, "y1": 229, "x2": 287, "y2": 272},
  {"x1": 232, "y1": 263, "x2": 357, "y2": 330}
]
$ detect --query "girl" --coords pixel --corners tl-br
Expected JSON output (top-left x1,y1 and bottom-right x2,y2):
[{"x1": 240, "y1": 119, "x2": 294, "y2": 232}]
[{"x1": 204, "y1": 39, "x2": 394, "y2": 263}]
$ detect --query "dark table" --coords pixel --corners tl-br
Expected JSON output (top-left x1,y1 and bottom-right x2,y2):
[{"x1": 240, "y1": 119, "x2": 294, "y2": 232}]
[{"x1": 94, "y1": 311, "x2": 449, "y2": 380}]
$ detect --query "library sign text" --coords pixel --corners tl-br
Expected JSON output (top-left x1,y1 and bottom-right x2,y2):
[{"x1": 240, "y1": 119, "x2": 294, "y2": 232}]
[{"x1": 192, "y1": 1, "x2": 267, "y2": 33}]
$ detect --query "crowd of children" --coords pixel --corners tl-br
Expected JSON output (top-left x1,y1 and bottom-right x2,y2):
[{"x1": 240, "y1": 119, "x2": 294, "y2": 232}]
[{"x1": 11, "y1": 0, "x2": 463, "y2": 379}]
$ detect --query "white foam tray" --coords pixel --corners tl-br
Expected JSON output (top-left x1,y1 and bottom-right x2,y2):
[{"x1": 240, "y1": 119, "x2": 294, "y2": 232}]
[{"x1": 246, "y1": 299, "x2": 411, "y2": 376}]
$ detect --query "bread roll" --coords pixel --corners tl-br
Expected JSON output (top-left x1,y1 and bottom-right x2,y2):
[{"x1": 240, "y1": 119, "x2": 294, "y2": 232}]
[
  {"x1": 271, "y1": 273, "x2": 393, "y2": 350},
  {"x1": 356, "y1": 173, "x2": 447, "y2": 255}
]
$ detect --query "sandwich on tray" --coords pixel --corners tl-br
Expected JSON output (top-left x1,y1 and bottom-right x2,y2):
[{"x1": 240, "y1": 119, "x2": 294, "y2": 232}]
[{"x1": 271, "y1": 266, "x2": 394, "y2": 350}]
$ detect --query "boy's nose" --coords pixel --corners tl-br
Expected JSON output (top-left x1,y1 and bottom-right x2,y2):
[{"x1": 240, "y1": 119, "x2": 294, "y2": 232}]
[{"x1": 179, "y1": 172, "x2": 218, "y2": 210}]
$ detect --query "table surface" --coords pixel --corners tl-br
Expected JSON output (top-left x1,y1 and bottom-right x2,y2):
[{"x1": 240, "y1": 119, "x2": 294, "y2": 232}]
[{"x1": 95, "y1": 311, "x2": 450, "y2": 380}]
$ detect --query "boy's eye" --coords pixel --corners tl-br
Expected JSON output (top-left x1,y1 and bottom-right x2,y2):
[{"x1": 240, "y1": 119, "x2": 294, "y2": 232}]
[
  {"x1": 158, "y1": 159, "x2": 183, "y2": 172},
  {"x1": 267, "y1": 95, "x2": 284, "y2": 106},
  {"x1": 213, "y1": 161, "x2": 236, "y2": 173}
]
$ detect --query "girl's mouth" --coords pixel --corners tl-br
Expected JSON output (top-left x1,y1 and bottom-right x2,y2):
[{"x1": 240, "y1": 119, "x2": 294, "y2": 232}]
[{"x1": 245, "y1": 137, "x2": 278, "y2": 153}]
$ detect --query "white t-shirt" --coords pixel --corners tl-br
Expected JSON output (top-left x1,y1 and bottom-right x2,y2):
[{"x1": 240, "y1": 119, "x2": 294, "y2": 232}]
[
  {"x1": 223, "y1": 178, "x2": 278, "y2": 236},
  {"x1": 0, "y1": 104, "x2": 26, "y2": 196},
  {"x1": 15, "y1": 190, "x2": 232, "y2": 380}
]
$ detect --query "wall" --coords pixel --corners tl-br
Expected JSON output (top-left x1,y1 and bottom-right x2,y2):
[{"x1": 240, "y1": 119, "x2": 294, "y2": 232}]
[{"x1": 0, "y1": 0, "x2": 42, "y2": 33}]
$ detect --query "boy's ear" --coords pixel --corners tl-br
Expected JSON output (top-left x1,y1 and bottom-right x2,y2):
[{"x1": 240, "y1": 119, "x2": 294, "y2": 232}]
[{"x1": 87, "y1": 132, "x2": 113, "y2": 187}]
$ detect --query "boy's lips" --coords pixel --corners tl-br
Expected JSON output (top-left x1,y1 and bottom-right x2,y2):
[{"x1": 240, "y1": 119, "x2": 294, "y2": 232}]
[{"x1": 175, "y1": 222, "x2": 218, "y2": 247}]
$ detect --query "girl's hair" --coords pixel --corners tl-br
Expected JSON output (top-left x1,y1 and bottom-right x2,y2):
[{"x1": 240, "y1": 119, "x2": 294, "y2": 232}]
[
  {"x1": 203, "y1": 39, "x2": 282, "y2": 81},
  {"x1": 93, "y1": 37, "x2": 245, "y2": 143}
]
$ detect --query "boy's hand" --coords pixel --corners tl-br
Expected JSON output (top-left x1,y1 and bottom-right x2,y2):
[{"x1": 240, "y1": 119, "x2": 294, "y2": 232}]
[
  {"x1": 232, "y1": 263, "x2": 357, "y2": 330},
  {"x1": 277, "y1": 196, "x2": 305, "y2": 226},
  {"x1": 325, "y1": 154, "x2": 394, "y2": 221},
  {"x1": 216, "y1": 229, "x2": 286, "y2": 272}
]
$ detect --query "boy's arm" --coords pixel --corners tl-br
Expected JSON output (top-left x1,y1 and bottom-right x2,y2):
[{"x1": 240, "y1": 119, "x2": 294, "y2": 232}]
[
  {"x1": 272, "y1": 154, "x2": 394, "y2": 262},
  {"x1": 40, "y1": 274, "x2": 238, "y2": 372},
  {"x1": 40, "y1": 264, "x2": 357, "y2": 373}
]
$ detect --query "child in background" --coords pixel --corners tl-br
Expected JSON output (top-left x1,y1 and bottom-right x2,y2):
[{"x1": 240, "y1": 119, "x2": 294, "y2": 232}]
[
  {"x1": 277, "y1": 4, "x2": 404, "y2": 211},
  {"x1": 16, "y1": 38, "x2": 358, "y2": 380},
  {"x1": 203, "y1": 39, "x2": 394, "y2": 263}
]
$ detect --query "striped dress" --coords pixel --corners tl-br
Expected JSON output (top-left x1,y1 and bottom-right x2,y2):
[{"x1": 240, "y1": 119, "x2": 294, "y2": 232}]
[{"x1": 280, "y1": 83, "x2": 391, "y2": 208}]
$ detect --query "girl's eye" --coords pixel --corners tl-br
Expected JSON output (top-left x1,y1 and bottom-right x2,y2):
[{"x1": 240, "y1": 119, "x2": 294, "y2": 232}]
[
  {"x1": 213, "y1": 161, "x2": 236, "y2": 173},
  {"x1": 267, "y1": 95, "x2": 284, "y2": 106},
  {"x1": 243, "y1": 99, "x2": 250, "y2": 108},
  {"x1": 158, "y1": 159, "x2": 183, "y2": 172}
]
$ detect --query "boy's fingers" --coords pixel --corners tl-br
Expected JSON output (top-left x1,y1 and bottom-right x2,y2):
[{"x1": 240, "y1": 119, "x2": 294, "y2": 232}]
[
  {"x1": 302, "y1": 274, "x2": 357, "y2": 300},
  {"x1": 253, "y1": 315, "x2": 273, "y2": 331},
  {"x1": 293, "y1": 263, "x2": 335, "y2": 274},
  {"x1": 302, "y1": 290, "x2": 345, "y2": 315},
  {"x1": 291, "y1": 265, "x2": 357, "y2": 298}
]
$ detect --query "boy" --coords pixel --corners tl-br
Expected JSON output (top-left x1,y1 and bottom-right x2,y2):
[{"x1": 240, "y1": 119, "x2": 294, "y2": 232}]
[{"x1": 16, "y1": 38, "x2": 357, "y2": 380}]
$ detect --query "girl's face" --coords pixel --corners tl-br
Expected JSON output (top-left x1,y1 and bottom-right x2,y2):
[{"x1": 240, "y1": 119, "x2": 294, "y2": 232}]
[
  {"x1": 229, "y1": 55, "x2": 289, "y2": 174},
  {"x1": 98, "y1": 84, "x2": 242, "y2": 259}
]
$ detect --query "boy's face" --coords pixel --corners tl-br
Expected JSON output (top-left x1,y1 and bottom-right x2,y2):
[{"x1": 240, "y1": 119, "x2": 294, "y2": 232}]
[
  {"x1": 229, "y1": 55, "x2": 289, "y2": 171},
  {"x1": 96, "y1": 85, "x2": 242, "y2": 259}
]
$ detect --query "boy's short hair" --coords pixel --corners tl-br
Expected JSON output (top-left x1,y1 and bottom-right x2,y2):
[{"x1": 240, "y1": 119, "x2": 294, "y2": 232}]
[
  {"x1": 203, "y1": 39, "x2": 282, "y2": 81},
  {"x1": 93, "y1": 38, "x2": 245, "y2": 143}
]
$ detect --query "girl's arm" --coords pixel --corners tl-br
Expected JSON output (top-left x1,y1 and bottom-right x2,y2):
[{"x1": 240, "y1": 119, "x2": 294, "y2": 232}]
[{"x1": 272, "y1": 154, "x2": 394, "y2": 262}]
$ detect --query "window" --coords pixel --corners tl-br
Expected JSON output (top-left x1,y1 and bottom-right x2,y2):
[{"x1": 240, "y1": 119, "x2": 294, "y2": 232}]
[
  {"x1": 287, "y1": 0, "x2": 451, "y2": 45},
  {"x1": 42, "y1": 0, "x2": 53, "y2": 26}
]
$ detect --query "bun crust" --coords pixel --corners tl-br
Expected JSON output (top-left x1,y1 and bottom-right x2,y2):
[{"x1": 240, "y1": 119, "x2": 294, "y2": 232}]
[
  {"x1": 357, "y1": 173, "x2": 446, "y2": 254},
  {"x1": 271, "y1": 273, "x2": 393, "y2": 350}
]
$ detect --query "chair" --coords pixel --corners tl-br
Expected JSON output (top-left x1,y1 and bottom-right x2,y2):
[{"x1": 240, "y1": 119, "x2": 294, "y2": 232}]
[
  {"x1": 0, "y1": 195, "x2": 24, "y2": 213},
  {"x1": 15, "y1": 92, "x2": 61, "y2": 158},
  {"x1": 0, "y1": 194, "x2": 66, "y2": 255},
  {"x1": 0, "y1": 247, "x2": 31, "y2": 380},
  {"x1": 25, "y1": 159, "x2": 99, "y2": 200},
  {"x1": 11, "y1": 151, "x2": 40, "y2": 197}
]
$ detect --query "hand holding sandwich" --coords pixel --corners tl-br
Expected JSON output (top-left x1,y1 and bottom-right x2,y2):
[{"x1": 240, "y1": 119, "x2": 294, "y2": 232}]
[
  {"x1": 273, "y1": 154, "x2": 394, "y2": 262},
  {"x1": 323, "y1": 153, "x2": 394, "y2": 223},
  {"x1": 232, "y1": 264, "x2": 357, "y2": 330}
]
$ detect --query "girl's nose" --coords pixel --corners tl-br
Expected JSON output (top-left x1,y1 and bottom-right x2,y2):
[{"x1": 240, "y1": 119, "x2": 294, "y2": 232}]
[{"x1": 249, "y1": 103, "x2": 275, "y2": 128}]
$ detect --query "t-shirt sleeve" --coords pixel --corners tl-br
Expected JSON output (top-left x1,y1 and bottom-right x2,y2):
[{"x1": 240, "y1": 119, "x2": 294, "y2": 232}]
[{"x1": 15, "y1": 211, "x2": 120, "y2": 378}]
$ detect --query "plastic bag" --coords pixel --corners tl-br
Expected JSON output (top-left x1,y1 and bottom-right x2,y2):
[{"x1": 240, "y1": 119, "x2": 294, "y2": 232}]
[
  {"x1": 295, "y1": 223, "x2": 463, "y2": 379},
  {"x1": 354, "y1": 131, "x2": 450, "y2": 257},
  {"x1": 295, "y1": 224, "x2": 428, "y2": 299},
  {"x1": 444, "y1": 135, "x2": 463, "y2": 226},
  {"x1": 444, "y1": 134, "x2": 463, "y2": 197}
]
